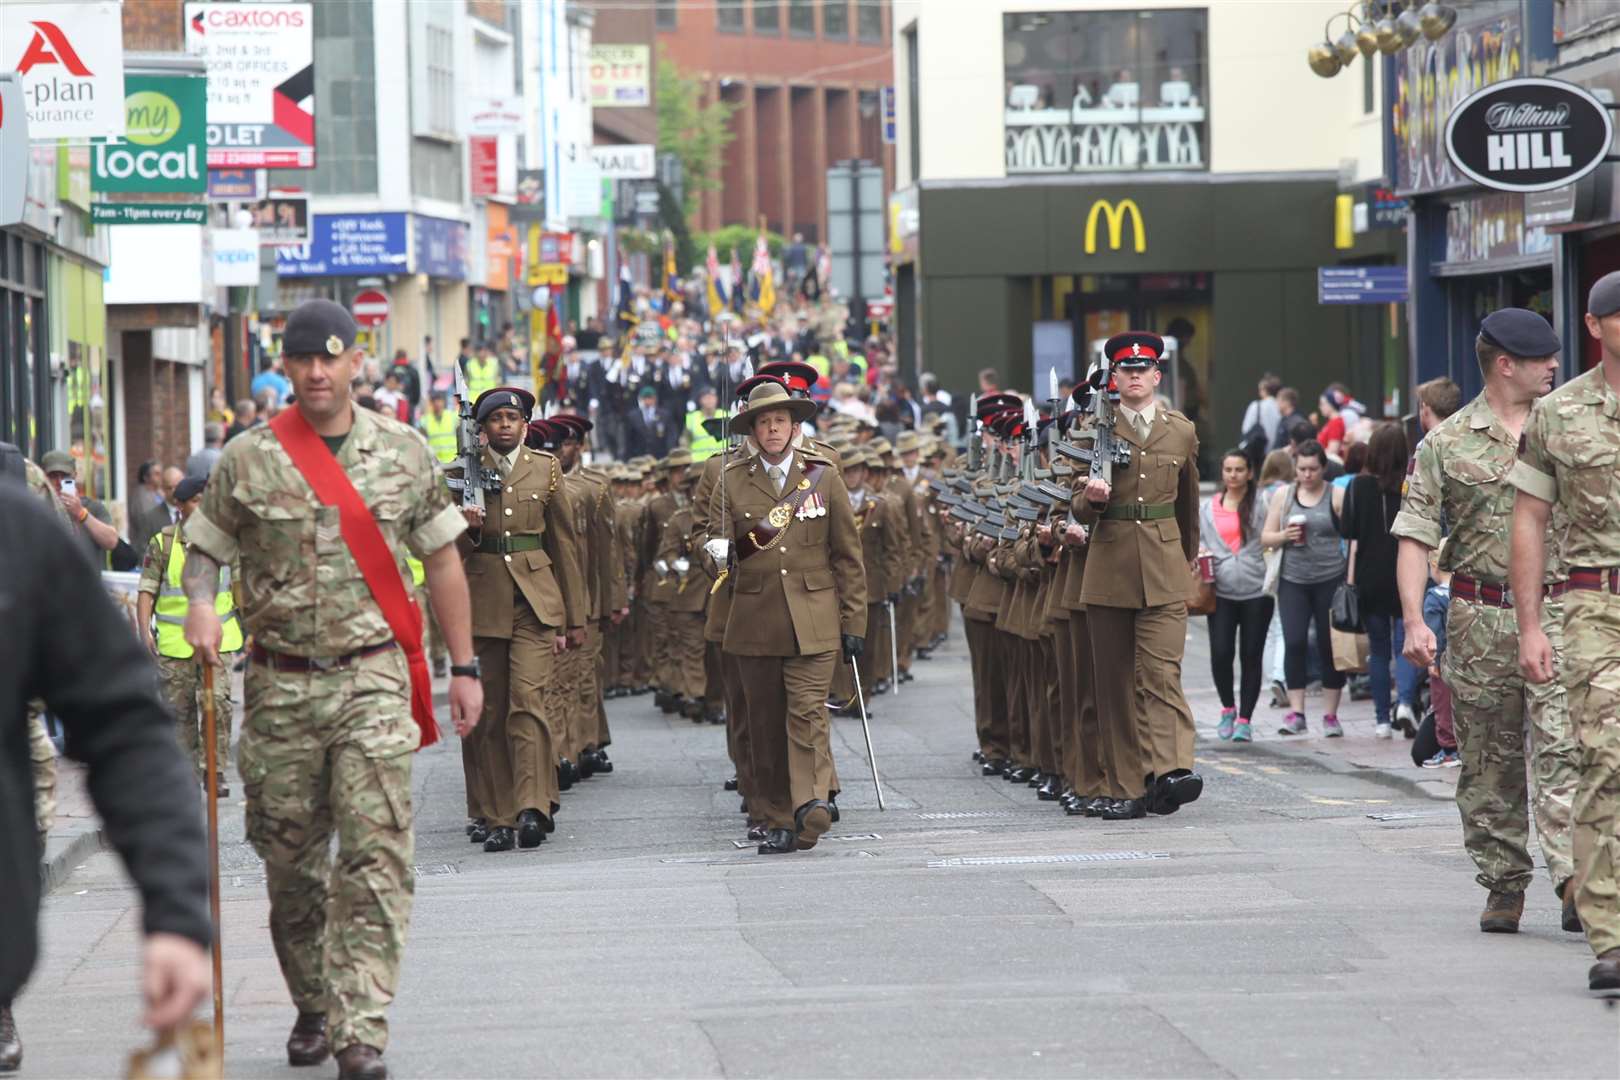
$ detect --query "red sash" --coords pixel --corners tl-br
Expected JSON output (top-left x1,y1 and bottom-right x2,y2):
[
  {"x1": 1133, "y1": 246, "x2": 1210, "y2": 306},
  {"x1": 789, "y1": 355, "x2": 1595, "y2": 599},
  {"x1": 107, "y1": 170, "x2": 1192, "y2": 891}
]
[{"x1": 269, "y1": 408, "x2": 439, "y2": 749}]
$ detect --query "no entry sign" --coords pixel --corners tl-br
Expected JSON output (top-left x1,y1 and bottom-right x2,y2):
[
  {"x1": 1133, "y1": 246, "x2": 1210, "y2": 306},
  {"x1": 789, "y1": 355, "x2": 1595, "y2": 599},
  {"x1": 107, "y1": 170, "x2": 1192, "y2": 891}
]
[{"x1": 351, "y1": 289, "x2": 389, "y2": 328}]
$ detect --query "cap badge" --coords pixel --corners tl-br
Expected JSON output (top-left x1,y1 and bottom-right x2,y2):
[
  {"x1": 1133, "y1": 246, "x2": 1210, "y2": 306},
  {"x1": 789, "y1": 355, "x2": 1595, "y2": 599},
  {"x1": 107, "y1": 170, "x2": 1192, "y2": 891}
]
[
  {"x1": 1130, "y1": 343, "x2": 1142, "y2": 356},
  {"x1": 326, "y1": 335, "x2": 344, "y2": 356},
  {"x1": 768, "y1": 504, "x2": 793, "y2": 529}
]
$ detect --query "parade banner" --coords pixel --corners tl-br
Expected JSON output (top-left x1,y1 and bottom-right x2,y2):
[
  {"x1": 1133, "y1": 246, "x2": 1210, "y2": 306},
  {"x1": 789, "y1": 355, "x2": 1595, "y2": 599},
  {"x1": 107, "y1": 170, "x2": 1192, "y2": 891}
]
[
  {"x1": 3, "y1": 1, "x2": 126, "y2": 140},
  {"x1": 92, "y1": 74, "x2": 207, "y2": 193},
  {"x1": 185, "y1": 2, "x2": 315, "y2": 168}
]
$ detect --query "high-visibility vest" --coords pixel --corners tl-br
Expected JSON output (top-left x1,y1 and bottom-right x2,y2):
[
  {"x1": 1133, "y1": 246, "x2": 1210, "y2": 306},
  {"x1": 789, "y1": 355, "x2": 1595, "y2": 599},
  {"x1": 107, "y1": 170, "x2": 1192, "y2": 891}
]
[
  {"x1": 154, "y1": 530, "x2": 242, "y2": 659},
  {"x1": 421, "y1": 409, "x2": 458, "y2": 463},
  {"x1": 685, "y1": 410, "x2": 726, "y2": 461},
  {"x1": 407, "y1": 555, "x2": 426, "y2": 588},
  {"x1": 465, "y1": 356, "x2": 500, "y2": 401}
]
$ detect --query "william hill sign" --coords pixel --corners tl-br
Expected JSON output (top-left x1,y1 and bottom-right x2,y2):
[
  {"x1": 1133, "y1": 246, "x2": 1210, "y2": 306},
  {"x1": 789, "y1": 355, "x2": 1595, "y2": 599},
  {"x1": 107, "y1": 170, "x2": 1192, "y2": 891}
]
[{"x1": 1445, "y1": 77, "x2": 1614, "y2": 194}]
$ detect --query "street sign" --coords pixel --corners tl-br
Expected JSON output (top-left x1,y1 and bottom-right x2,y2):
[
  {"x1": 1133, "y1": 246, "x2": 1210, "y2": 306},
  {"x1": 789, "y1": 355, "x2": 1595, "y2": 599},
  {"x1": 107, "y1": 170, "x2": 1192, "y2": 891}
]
[
  {"x1": 590, "y1": 143, "x2": 655, "y2": 180},
  {"x1": 1317, "y1": 266, "x2": 1409, "y2": 305},
  {"x1": 1445, "y1": 77, "x2": 1614, "y2": 194},
  {"x1": 351, "y1": 289, "x2": 390, "y2": 328}
]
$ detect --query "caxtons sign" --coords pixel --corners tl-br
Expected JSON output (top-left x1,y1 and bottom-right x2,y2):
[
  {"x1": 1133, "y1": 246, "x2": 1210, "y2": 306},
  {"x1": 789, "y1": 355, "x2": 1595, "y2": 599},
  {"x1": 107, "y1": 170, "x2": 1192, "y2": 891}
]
[
  {"x1": 92, "y1": 75, "x2": 207, "y2": 193},
  {"x1": 1445, "y1": 77, "x2": 1614, "y2": 193}
]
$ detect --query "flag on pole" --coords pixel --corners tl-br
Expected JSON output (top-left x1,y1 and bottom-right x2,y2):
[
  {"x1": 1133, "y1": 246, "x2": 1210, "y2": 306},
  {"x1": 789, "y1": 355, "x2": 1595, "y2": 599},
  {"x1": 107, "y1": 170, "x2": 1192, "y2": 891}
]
[
  {"x1": 752, "y1": 234, "x2": 775, "y2": 316},
  {"x1": 662, "y1": 239, "x2": 679, "y2": 306},
  {"x1": 729, "y1": 248, "x2": 745, "y2": 313},
  {"x1": 705, "y1": 244, "x2": 727, "y2": 318},
  {"x1": 614, "y1": 262, "x2": 638, "y2": 333}
]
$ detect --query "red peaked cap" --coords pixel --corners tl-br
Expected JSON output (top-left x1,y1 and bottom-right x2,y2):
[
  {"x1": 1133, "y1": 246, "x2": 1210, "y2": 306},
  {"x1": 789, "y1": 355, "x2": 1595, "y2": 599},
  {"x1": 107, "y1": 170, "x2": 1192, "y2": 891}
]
[
  {"x1": 734, "y1": 373, "x2": 785, "y2": 402},
  {"x1": 982, "y1": 406, "x2": 1022, "y2": 436},
  {"x1": 975, "y1": 392, "x2": 1023, "y2": 421},
  {"x1": 757, "y1": 360, "x2": 820, "y2": 396},
  {"x1": 550, "y1": 412, "x2": 593, "y2": 438},
  {"x1": 1103, "y1": 330, "x2": 1164, "y2": 368}
]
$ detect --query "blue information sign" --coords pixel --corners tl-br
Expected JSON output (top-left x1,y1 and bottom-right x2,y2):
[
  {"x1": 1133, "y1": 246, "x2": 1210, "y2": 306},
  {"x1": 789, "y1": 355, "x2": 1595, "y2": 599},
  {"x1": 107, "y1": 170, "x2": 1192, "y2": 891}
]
[
  {"x1": 276, "y1": 213, "x2": 409, "y2": 277},
  {"x1": 413, "y1": 215, "x2": 470, "y2": 280},
  {"x1": 1318, "y1": 266, "x2": 1409, "y2": 305}
]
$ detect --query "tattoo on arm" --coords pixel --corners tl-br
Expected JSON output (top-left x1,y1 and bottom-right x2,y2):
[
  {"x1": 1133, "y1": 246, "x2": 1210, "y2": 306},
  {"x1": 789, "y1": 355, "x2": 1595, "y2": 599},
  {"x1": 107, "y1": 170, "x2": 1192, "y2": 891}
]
[{"x1": 181, "y1": 550, "x2": 221, "y2": 602}]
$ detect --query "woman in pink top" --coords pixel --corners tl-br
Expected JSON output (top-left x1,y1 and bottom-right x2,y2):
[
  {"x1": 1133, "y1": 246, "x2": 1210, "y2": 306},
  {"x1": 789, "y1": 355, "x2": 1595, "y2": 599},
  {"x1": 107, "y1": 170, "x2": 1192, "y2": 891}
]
[{"x1": 1197, "y1": 449, "x2": 1274, "y2": 741}]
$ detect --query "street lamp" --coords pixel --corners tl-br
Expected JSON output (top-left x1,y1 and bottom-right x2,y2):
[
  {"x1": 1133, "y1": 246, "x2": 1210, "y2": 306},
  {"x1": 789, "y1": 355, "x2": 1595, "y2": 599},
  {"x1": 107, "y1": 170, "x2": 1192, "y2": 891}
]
[
  {"x1": 1309, "y1": 1, "x2": 1458, "y2": 77},
  {"x1": 1418, "y1": 2, "x2": 1457, "y2": 40}
]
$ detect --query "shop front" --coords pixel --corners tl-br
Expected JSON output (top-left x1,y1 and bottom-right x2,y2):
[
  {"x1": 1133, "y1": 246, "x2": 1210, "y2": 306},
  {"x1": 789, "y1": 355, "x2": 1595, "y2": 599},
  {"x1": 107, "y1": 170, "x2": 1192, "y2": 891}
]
[{"x1": 915, "y1": 174, "x2": 1364, "y2": 468}]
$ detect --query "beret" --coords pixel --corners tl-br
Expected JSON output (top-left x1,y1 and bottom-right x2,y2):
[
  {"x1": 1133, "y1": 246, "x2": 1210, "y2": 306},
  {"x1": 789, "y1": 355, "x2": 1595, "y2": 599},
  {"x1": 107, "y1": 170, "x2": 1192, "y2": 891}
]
[
  {"x1": 174, "y1": 475, "x2": 207, "y2": 503},
  {"x1": 1479, "y1": 308, "x2": 1560, "y2": 359},
  {"x1": 474, "y1": 386, "x2": 536, "y2": 424},
  {"x1": 1589, "y1": 270, "x2": 1620, "y2": 318},
  {"x1": 283, "y1": 299, "x2": 358, "y2": 358}
]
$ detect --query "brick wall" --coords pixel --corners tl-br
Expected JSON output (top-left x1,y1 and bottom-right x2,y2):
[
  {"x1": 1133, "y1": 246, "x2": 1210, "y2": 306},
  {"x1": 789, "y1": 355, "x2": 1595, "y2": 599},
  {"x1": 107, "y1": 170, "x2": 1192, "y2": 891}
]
[
  {"x1": 124, "y1": 0, "x2": 184, "y2": 52},
  {"x1": 120, "y1": 331, "x2": 193, "y2": 496}
]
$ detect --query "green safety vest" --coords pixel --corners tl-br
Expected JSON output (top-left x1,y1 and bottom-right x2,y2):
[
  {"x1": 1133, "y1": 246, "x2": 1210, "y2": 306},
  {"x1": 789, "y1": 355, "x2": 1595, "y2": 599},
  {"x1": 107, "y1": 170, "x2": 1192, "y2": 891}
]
[
  {"x1": 685, "y1": 411, "x2": 726, "y2": 461},
  {"x1": 155, "y1": 530, "x2": 242, "y2": 659},
  {"x1": 407, "y1": 555, "x2": 426, "y2": 588},
  {"x1": 465, "y1": 356, "x2": 500, "y2": 401},
  {"x1": 421, "y1": 409, "x2": 458, "y2": 464},
  {"x1": 807, "y1": 353, "x2": 830, "y2": 379}
]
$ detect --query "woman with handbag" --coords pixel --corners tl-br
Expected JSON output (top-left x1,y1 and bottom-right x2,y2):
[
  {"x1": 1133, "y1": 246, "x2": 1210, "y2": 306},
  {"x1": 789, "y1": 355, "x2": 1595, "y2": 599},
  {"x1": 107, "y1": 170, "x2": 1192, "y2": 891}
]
[
  {"x1": 1199, "y1": 450, "x2": 1274, "y2": 742},
  {"x1": 1338, "y1": 422, "x2": 1409, "y2": 738},
  {"x1": 1261, "y1": 440, "x2": 1347, "y2": 736}
]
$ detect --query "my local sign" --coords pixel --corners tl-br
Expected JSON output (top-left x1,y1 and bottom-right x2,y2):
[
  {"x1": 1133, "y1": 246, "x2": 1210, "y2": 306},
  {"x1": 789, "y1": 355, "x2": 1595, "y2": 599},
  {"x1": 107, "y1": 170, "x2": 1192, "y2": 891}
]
[
  {"x1": 93, "y1": 74, "x2": 207, "y2": 193},
  {"x1": 589, "y1": 143, "x2": 654, "y2": 180},
  {"x1": 351, "y1": 289, "x2": 389, "y2": 328},
  {"x1": 1445, "y1": 77, "x2": 1615, "y2": 194}
]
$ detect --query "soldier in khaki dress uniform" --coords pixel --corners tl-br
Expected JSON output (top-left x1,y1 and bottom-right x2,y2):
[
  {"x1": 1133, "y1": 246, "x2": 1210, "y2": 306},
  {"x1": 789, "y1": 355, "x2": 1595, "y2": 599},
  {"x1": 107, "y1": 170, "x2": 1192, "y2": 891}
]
[
  {"x1": 1393, "y1": 308, "x2": 1580, "y2": 936},
  {"x1": 643, "y1": 449, "x2": 693, "y2": 712},
  {"x1": 654, "y1": 467, "x2": 715, "y2": 719},
  {"x1": 182, "y1": 299, "x2": 482, "y2": 1080},
  {"x1": 1073, "y1": 332, "x2": 1203, "y2": 821},
  {"x1": 1510, "y1": 273, "x2": 1620, "y2": 994},
  {"x1": 454, "y1": 387, "x2": 587, "y2": 853},
  {"x1": 706, "y1": 381, "x2": 867, "y2": 854},
  {"x1": 831, "y1": 447, "x2": 907, "y2": 712}
]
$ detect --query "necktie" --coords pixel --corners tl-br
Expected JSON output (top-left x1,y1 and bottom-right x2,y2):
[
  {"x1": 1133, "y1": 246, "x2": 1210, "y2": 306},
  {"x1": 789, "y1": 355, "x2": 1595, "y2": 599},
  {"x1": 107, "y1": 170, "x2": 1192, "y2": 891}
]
[
  {"x1": 1135, "y1": 413, "x2": 1151, "y2": 441},
  {"x1": 770, "y1": 465, "x2": 785, "y2": 495}
]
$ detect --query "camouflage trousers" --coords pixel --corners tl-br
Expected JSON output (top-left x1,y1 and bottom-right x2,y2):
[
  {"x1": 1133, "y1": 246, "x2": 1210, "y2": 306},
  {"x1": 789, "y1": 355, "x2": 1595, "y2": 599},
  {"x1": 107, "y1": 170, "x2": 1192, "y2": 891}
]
[
  {"x1": 157, "y1": 655, "x2": 235, "y2": 781},
  {"x1": 28, "y1": 705, "x2": 55, "y2": 844},
  {"x1": 1562, "y1": 590, "x2": 1620, "y2": 956},
  {"x1": 416, "y1": 586, "x2": 447, "y2": 670},
  {"x1": 238, "y1": 647, "x2": 419, "y2": 1052},
  {"x1": 1441, "y1": 598, "x2": 1577, "y2": 893}
]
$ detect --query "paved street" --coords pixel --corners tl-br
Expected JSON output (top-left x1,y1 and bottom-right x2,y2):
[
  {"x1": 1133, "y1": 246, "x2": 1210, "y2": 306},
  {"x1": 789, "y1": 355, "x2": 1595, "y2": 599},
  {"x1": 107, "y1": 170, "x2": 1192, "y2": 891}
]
[{"x1": 22, "y1": 621, "x2": 1620, "y2": 1079}]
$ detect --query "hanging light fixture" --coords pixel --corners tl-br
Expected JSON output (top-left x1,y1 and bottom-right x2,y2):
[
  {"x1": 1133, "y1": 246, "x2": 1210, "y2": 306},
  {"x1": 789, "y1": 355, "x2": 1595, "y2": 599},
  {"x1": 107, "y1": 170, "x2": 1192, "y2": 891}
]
[
  {"x1": 1418, "y1": 2, "x2": 1457, "y2": 39},
  {"x1": 1308, "y1": 41, "x2": 1343, "y2": 78},
  {"x1": 1394, "y1": 6, "x2": 1424, "y2": 46},
  {"x1": 1374, "y1": 12, "x2": 1403, "y2": 53}
]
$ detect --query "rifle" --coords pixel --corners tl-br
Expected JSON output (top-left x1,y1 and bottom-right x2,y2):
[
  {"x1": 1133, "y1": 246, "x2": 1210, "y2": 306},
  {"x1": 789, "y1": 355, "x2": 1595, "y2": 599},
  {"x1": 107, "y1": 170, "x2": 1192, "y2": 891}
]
[
  {"x1": 708, "y1": 317, "x2": 737, "y2": 595},
  {"x1": 966, "y1": 392, "x2": 981, "y2": 473},
  {"x1": 445, "y1": 366, "x2": 502, "y2": 511},
  {"x1": 1081, "y1": 354, "x2": 1132, "y2": 509}
]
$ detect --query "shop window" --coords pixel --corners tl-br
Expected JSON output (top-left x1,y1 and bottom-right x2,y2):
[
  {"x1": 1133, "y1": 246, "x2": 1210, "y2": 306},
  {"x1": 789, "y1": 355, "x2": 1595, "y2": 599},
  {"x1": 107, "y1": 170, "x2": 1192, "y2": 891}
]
[
  {"x1": 656, "y1": 0, "x2": 677, "y2": 30},
  {"x1": 1003, "y1": 9, "x2": 1208, "y2": 174},
  {"x1": 789, "y1": 0, "x2": 815, "y2": 37},
  {"x1": 718, "y1": 0, "x2": 744, "y2": 33},
  {"x1": 824, "y1": 1, "x2": 848, "y2": 39},
  {"x1": 857, "y1": 0, "x2": 885, "y2": 43},
  {"x1": 754, "y1": 0, "x2": 780, "y2": 34}
]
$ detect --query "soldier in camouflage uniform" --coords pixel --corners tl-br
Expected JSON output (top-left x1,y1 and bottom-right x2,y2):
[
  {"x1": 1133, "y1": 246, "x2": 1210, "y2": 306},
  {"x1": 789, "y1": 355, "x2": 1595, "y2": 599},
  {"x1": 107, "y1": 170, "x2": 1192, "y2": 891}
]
[
  {"x1": 1392, "y1": 308, "x2": 1579, "y2": 937},
  {"x1": 182, "y1": 300, "x2": 480, "y2": 1080},
  {"x1": 25, "y1": 457, "x2": 66, "y2": 842},
  {"x1": 1510, "y1": 274, "x2": 1620, "y2": 994}
]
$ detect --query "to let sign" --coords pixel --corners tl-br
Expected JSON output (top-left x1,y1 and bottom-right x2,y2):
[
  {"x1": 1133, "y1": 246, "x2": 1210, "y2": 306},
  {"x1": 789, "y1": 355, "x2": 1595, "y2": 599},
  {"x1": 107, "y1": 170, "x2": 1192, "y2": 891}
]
[{"x1": 1445, "y1": 77, "x2": 1615, "y2": 193}]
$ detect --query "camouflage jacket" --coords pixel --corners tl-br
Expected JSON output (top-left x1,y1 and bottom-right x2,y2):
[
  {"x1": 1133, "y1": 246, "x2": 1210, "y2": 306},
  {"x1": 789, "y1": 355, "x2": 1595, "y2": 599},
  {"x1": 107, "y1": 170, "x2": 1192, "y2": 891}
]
[
  {"x1": 188, "y1": 405, "x2": 465, "y2": 656},
  {"x1": 1509, "y1": 366, "x2": 1620, "y2": 569},
  {"x1": 1393, "y1": 392, "x2": 1568, "y2": 583}
]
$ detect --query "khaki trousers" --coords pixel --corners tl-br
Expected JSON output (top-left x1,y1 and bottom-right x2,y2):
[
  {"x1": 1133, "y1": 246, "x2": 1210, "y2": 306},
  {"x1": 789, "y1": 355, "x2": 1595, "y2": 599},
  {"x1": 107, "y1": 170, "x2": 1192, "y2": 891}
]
[
  {"x1": 895, "y1": 591, "x2": 921, "y2": 673},
  {"x1": 1087, "y1": 602, "x2": 1196, "y2": 796},
  {"x1": 668, "y1": 611, "x2": 708, "y2": 701},
  {"x1": 474, "y1": 600, "x2": 562, "y2": 823},
  {"x1": 1003, "y1": 630, "x2": 1032, "y2": 768},
  {"x1": 1036, "y1": 635, "x2": 1061, "y2": 775},
  {"x1": 963, "y1": 615, "x2": 1009, "y2": 760},
  {"x1": 721, "y1": 649, "x2": 756, "y2": 818},
  {"x1": 1060, "y1": 611, "x2": 1110, "y2": 796},
  {"x1": 737, "y1": 651, "x2": 837, "y2": 831}
]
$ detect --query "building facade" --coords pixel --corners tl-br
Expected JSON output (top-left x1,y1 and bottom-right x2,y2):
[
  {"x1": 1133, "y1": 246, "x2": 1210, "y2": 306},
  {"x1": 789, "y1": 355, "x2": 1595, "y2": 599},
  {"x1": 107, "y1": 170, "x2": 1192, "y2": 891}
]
[
  {"x1": 657, "y1": 0, "x2": 895, "y2": 240},
  {"x1": 891, "y1": 0, "x2": 1400, "y2": 461}
]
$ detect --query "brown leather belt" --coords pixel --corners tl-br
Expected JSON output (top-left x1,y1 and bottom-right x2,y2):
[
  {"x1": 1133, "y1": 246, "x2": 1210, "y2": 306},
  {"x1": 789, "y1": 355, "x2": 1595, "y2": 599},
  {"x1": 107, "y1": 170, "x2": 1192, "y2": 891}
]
[
  {"x1": 1568, "y1": 567, "x2": 1620, "y2": 594},
  {"x1": 1450, "y1": 572, "x2": 1567, "y2": 609},
  {"x1": 251, "y1": 641, "x2": 397, "y2": 672}
]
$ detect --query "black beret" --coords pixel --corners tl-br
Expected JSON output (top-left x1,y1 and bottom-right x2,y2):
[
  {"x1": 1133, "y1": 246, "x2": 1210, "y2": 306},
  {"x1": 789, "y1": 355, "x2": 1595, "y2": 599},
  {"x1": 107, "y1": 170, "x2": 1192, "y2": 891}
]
[
  {"x1": 1588, "y1": 270, "x2": 1620, "y2": 319},
  {"x1": 283, "y1": 299, "x2": 358, "y2": 358},
  {"x1": 174, "y1": 475, "x2": 207, "y2": 503},
  {"x1": 1479, "y1": 308, "x2": 1560, "y2": 359},
  {"x1": 473, "y1": 386, "x2": 536, "y2": 424}
]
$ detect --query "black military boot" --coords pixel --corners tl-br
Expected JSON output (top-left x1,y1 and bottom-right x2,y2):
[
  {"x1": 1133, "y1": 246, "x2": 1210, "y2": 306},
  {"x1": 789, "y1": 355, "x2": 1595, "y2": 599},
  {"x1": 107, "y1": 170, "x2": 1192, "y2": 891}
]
[
  {"x1": 285, "y1": 1011, "x2": 329, "y2": 1067},
  {"x1": 1, "y1": 1003, "x2": 22, "y2": 1073}
]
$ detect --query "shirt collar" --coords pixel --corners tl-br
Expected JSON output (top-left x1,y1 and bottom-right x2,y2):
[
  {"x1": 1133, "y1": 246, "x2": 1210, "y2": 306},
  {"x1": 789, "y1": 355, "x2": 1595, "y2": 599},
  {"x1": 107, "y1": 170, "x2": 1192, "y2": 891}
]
[
  {"x1": 1118, "y1": 401, "x2": 1157, "y2": 427},
  {"x1": 763, "y1": 449, "x2": 794, "y2": 477},
  {"x1": 497, "y1": 444, "x2": 522, "y2": 472}
]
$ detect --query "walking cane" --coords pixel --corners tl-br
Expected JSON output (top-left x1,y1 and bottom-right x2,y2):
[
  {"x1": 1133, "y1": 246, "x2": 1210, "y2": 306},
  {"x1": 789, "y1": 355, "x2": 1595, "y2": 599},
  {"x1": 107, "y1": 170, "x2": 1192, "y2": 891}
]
[
  {"x1": 848, "y1": 661, "x2": 886, "y2": 811},
  {"x1": 887, "y1": 601, "x2": 899, "y2": 696},
  {"x1": 199, "y1": 661, "x2": 224, "y2": 1061}
]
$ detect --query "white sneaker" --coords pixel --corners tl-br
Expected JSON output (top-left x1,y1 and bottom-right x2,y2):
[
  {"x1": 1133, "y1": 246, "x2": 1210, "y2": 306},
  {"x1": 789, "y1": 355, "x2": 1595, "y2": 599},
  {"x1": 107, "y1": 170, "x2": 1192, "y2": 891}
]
[
  {"x1": 1375, "y1": 722, "x2": 1393, "y2": 739},
  {"x1": 1394, "y1": 702, "x2": 1417, "y2": 736}
]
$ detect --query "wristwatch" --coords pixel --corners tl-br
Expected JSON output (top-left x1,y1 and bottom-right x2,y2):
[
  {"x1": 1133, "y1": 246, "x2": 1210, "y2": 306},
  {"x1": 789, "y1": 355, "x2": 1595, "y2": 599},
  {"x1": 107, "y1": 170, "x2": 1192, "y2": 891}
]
[{"x1": 449, "y1": 659, "x2": 482, "y2": 679}]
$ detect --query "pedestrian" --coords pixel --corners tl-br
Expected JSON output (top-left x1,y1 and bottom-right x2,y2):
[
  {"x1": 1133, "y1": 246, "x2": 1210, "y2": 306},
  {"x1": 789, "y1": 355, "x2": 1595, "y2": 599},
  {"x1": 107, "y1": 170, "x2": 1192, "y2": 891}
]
[
  {"x1": 1339, "y1": 422, "x2": 1408, "y2": 738},
  {"x1": 180, "y1": 298, "x2": 483, "y2": 1080},
  {"x1": 2, "y1": 483, "x2": 215, "y2": 1075},
  {"x1": 1239, "y1": 373, "x2": 1282, "y2": 459},
  {"x1": 1073, "y1": 332, "x2": 1203, "y2": 820},
  {"x1": 39, "y1": 450, "x2": 121, "y2": 566},
  {"x1": 1317, "y1": 387, "x2": 1350, "y2": 459},
  {"x1": 185, "y1": 422, "x2": 226, "y2": 479},
  {"x1": 1262, "y1": 439, "x2": 1347, "y2": 737},
  {"x1": 1199, "y1": 448, "x2": 1273, "y2": 743},
  {"x1": 624, "y1": 385, "x2": 676, "y2": 458},
  {"x1": 705, "y1": 379, "x2": 867, "y2": 854},
  {"x1": 227, "y1": 398, "x2": 259, "y2": 441},
  {"x1": 1270, "y1": 387, "x2": 1315, "y2": 453},
  {"x1": 418, "y1": 390, "x2": 458, "y2": 465},
  {"x1": 135, "y1": 473, "x2": 241, "y2": 795}
]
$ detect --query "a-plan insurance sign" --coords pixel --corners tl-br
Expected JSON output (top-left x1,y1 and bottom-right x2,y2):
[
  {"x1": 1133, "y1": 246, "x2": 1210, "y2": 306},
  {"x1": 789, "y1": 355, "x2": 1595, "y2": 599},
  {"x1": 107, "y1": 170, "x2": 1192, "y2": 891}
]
[
  {"x1": 3, "y1": 1, "x2": 126, "y2": 140},
  {"x1": 92, "y1": 74, "x2": 207, "y2": 193}
]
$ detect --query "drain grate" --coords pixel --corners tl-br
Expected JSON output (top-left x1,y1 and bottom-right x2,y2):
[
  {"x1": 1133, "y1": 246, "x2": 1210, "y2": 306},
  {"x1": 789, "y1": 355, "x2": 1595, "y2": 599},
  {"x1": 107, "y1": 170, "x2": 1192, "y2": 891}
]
[
  {"x1": 928, "y1": 850, "x2": 1169, "y2": 868},
  {"x1": 914, "y1": 810, "x2": 1021, "y2": 820}
]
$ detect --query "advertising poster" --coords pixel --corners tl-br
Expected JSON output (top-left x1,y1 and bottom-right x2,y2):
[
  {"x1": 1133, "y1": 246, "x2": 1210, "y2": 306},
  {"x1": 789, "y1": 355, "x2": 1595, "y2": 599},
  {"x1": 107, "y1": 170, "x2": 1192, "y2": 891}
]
[
  {"x1": 3, "y1": 1, "x2": 126, "y2": 140},
  {"x1": 185, "y1": 2, "x2": 315, "y2": 168}
]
